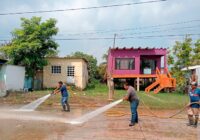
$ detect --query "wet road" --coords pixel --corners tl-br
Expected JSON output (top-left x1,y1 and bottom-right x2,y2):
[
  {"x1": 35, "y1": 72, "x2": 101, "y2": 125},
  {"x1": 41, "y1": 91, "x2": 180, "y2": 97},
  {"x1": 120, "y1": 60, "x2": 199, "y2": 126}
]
[{"x1": 0, "y1": 106, "x2": 199, "y2": 140}]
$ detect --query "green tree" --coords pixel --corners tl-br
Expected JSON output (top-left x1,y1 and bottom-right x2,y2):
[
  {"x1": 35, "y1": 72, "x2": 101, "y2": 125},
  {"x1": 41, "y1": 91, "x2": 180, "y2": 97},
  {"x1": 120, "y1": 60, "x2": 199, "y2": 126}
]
[
  {"x1": 167, "y1": 54, "x2": 174, "y2": 65},
  {"x1": 0, "y1": 17, "x2": 58, "y2": 87},
  {"x1": 96, "y1": 49, "x2": 109, "y2": 82},
  {"x1": 192, "y1": 39, "x2": 200, "y2": 65},
  {"x1": 169, "y1": 37, "x2": 193, "y2": 92},
  {"x1": 173, "y1": 37, "x2": 193, "y2": 69},
  {"x1": 97, "y1": 62, "x2": 107, "y2": 82},
  {"x1": 68, "y1": 51, "x2": 98, "y2": 88}
]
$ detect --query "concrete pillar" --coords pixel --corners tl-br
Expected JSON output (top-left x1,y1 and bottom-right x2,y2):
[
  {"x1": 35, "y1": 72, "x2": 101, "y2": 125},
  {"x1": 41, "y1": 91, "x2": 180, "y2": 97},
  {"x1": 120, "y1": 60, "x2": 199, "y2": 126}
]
[{"x1": 137, "y1": 77, "x2": 140, "y2": 91}]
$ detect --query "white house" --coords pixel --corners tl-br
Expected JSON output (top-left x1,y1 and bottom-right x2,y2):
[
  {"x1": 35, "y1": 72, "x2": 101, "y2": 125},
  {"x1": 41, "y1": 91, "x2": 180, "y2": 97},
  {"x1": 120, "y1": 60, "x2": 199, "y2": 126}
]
[
  {"x1": 181, "y1": 65, "x2": 200, "y2": 84},
  {"x1": 0, "y1": 61, "x2": 25, "y2": 97}
]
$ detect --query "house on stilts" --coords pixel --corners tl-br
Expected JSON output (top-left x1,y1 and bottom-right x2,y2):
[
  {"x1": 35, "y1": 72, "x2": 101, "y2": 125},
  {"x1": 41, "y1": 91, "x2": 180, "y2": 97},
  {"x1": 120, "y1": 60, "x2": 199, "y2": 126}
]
[{"x1": 107, "y1": 47, "x2": 176, "y2": 100}]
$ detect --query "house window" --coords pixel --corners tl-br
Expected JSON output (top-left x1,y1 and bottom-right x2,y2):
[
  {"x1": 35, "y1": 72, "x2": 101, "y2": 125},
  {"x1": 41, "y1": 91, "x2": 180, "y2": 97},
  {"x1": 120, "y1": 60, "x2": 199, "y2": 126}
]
[
  {"x1": 115, "y1": 58, "x2": 135, "y2": 70},
  {"x1": 51, "y1": 66, "x2": 61, "y2": 74},
  {"x1": 67, "y1": 66, "x2": 75, "y2": 76}
]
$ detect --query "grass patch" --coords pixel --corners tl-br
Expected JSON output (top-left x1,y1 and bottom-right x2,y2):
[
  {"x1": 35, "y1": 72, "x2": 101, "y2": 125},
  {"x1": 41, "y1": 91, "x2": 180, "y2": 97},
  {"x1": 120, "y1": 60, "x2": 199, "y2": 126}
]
[
  {"x1": 0, "y1": 83, "x2": 189, "y2": 110},
  {"x1": 73, "y1": 83, "x2": 189, "y2": 109}
]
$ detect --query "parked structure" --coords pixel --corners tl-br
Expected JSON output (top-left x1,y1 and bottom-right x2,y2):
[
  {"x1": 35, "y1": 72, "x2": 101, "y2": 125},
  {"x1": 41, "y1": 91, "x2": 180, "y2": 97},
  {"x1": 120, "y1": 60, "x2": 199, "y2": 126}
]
[
  {"x1": 107, "y1": 47, "x2": 176, "y2": 99},
  {"x1": 42, "y1": 57, "x2": 88, "y2": 90},
  {"x1": 0, "y1": 59, "x2": 25, "y2": 97}
]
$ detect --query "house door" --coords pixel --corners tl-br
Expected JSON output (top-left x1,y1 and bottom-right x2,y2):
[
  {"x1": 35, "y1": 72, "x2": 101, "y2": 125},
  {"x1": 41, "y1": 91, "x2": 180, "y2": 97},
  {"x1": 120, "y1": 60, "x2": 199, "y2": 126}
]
[
  {"x1": 66, "y1": 66, "x2": 75, "y2": 84},
  {"x1": 140, "y1": 59, "x2": 157, "y2": 74}
]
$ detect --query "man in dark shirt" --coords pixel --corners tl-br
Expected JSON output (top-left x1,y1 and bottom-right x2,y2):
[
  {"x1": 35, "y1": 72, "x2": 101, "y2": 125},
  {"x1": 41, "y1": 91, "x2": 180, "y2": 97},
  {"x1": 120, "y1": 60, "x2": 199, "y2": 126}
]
[
  {"x1": 54, "y1": 81, "x2": 70, "y2": 112},
  {"x1": 123, "y1": 82, "x2": 139, "y2": 126},
  {"x1": 187, "y1": 82, "x2": 200, "y2": 128}
]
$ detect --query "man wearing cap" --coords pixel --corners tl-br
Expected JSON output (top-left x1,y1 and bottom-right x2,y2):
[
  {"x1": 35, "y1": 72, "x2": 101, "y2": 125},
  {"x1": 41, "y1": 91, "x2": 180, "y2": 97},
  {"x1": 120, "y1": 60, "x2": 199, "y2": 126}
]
[{"x1": 187, "y1": 82, "x2": 200, "y2": 128}]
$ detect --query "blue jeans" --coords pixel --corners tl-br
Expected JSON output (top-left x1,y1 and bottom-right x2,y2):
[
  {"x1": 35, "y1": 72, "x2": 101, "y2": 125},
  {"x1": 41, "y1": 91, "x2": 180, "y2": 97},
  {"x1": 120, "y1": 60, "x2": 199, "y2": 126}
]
[
  {"x1": 61, "y1": 96, "x2": 70, "y2": 111},
  {"x1": 61, "y1": 97, "x2": 68, "y2": 106},
  {"x1": 130, "y1": 100, "x2": 139, "y2": 123}
]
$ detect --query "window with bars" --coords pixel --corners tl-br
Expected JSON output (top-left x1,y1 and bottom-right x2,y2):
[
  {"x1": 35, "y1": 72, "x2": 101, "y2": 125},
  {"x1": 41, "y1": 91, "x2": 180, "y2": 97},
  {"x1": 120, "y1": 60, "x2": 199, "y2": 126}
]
[
  {"x1": 51, "y1": 66, "x2": 61, "y2": 74},
  {"x1": 67, "y1": 66, "x2": 75, "y2": 76},
  {"x1": 115, "y1": 58, "x2": 135, "y2": 70}
]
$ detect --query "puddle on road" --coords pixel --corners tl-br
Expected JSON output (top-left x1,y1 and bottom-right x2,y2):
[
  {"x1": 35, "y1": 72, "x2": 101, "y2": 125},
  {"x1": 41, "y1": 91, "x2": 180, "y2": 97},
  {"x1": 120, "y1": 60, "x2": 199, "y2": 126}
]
[
  {"x1": 0, "y1": 110, "x2": 72, "y2": 124},
  {"x1": 0, "y1": 99, "x2": 123, "y2": 125}
]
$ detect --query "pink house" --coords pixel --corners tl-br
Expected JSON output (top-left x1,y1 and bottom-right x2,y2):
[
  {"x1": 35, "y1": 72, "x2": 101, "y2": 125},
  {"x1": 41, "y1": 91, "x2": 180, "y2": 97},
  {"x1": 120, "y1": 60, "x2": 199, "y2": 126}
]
[
  {"x1": 107, "y1": 47, "x2": 167, "y2": 78},
  {"x1": 106, "y1": 47, "x2": 172, "y2": 100}
]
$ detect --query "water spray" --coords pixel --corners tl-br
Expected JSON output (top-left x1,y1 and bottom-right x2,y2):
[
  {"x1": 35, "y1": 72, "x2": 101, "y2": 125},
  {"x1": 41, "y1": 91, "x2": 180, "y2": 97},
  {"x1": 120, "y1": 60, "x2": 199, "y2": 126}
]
[
  {"x1": 70, "y1": 99, "x2": 123, "y2": 124},
  {"x1": 15, "y1": 94, "x2": 51, "y2": 111}
]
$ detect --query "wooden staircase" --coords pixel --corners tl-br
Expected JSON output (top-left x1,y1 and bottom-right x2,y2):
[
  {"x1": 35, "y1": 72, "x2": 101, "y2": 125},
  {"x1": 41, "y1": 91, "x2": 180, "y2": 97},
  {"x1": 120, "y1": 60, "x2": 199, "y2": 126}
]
[{"x1": 145, "y1": 68, "x2": 176, "y2": 94}]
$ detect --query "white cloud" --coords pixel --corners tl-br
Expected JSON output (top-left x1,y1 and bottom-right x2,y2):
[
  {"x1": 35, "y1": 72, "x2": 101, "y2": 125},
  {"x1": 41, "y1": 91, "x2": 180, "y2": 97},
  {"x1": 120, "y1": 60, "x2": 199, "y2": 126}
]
[{"x1": 0, "y1": 0, "x2": 200, "y2": 63}]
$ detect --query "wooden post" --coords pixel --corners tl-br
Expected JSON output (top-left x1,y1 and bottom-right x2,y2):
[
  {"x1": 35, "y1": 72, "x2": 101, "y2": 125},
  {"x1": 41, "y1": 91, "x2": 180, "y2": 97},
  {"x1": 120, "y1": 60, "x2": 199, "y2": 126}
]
[
  {"x1": 164, "y1": 54, "x2": 167, "y2": 69},
  {"x1": 137, "y1": 77, "x2": 140, "y2": 91},
  {"x1": 108, "y1": 78, "x2": 114, "y2": 101}
]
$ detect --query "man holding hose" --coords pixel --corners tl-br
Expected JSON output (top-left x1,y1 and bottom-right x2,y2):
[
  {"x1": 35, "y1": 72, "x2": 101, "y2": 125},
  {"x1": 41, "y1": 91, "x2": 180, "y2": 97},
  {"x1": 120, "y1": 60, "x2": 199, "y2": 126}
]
[
  {"x1": 187, "y1": 82, "x2": 200, "y2": 128},
  {"x1": 123, "y1": 82, "x2": 139, "y2": 127},
  {"x1": 53, "y1": 81, "x2": 70, "y2": 112}
]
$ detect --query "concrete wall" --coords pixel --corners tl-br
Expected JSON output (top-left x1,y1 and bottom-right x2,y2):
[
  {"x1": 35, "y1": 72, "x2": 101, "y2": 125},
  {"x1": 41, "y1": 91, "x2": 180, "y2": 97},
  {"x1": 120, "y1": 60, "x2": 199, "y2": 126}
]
[
  {"x1": 2, "y1": 65, "x2": 25, "y2": 91},
  {"x1": 43, "y1": 58, "x2": 88, "y2": 89},
  {"x1": 196, "y1": 68, "x2": 200, "y2": 84},
  {"x1": 81, "y1": 61, "x2": 88, "y2": 89}
]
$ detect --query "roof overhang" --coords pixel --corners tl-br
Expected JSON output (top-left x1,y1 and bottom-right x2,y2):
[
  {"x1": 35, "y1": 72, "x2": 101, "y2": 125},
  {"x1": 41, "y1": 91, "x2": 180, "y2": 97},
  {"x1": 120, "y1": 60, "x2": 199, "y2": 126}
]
[{"x1": 181, "y1": 65, "x2": 200, "y2": 71}]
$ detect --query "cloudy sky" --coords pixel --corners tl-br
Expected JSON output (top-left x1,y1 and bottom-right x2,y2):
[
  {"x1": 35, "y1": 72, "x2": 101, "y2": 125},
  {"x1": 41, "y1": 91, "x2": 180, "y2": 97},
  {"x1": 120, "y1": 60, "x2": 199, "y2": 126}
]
[{"x1": 0, "y1": 0, "x2": 200, "y2": 63}]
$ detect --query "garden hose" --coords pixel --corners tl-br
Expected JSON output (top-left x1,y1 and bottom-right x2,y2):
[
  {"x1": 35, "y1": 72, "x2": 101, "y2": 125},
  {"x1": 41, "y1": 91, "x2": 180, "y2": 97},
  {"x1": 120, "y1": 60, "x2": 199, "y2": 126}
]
[
  {"x1": 105, "y1": 110, "x2": 128, "y2": 117},
  {"x1": 71, "y1": 92, "x2": 199, "y2": 119},
  {"x1": 104, "y1": 100, "x2": 199, "y2": 119},
  {"x1": 140, "y1": 99, "x2": 200, "y2": 119}
]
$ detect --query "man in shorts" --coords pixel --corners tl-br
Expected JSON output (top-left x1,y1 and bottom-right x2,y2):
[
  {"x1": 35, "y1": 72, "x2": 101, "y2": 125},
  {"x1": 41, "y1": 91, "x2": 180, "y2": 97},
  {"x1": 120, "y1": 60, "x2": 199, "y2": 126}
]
[{"x1": 187, "y1": 82, "x2": 200, "y2": 128}]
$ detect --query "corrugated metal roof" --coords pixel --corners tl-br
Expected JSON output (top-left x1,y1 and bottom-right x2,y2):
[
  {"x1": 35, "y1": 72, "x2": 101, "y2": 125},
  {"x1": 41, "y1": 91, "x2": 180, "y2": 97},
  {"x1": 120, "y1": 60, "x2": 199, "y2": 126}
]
[
  {"x1": 111, "y1": 47, "x2": 166, "y2": 50},
  {"x1": 46, "y1": 57, "x2": 88, "y2": 63}
]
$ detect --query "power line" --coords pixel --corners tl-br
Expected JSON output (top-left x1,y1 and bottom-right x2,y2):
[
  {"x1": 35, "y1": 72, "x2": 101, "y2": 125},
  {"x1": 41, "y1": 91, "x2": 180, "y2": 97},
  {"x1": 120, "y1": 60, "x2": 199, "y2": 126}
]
[
  {"x1": 58, "y1": 25, "x2": 200, "y2": 37},
  {"x1": 117, "y1": 33, "x2": 200, "y2": 39},
  {"x1": 0, "y1": 24, "x2": 199, "y2": 39},
  {"x1": 0, "y1": 19, "x2": 199, "y2": 39},
  {"x1": 0, "y1": 33, "x2": 199, "y2": 42},
  {"x1": 54, "y1": 33, "x2": 200, "y2": 40},
  {"x1": 59, "y1": 19, "x2": 200, "y2": 36},
  {"x1": 0, "y1": 0, "x2": 167, "y2": 16},
  {"x1": 120, "y1": 25, "x2": 200, "y2": 36}
]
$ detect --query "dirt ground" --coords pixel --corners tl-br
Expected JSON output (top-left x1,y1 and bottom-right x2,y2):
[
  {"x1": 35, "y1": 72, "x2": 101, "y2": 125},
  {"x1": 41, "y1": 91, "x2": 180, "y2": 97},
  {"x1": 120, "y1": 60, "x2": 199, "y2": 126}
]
[{"x1": 0, "y1": 102, "x2": 199, "y2": 140}]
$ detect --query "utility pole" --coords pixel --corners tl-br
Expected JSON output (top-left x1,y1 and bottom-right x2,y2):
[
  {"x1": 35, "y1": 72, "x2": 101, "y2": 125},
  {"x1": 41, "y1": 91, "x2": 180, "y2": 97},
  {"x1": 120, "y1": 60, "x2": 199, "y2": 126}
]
[
  {"x1": 108, "y1": 33, "x2": 117, "y2": 101},
  {"x1": 113, "y1": 34, "x2": 117, "y2": 48}
]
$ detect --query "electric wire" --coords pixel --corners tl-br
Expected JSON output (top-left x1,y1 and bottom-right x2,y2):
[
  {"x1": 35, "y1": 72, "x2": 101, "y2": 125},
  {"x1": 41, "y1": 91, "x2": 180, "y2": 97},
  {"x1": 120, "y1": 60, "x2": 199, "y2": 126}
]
[
  {"x1": 0, "y1": 0, "x2": 167, "y2": 16},
  {"x1": 60, "y1": 19, "x2": 200, "y2": 36},
  {"x1": 0, "y1": 33, "x2": 199, "y2": 42}
]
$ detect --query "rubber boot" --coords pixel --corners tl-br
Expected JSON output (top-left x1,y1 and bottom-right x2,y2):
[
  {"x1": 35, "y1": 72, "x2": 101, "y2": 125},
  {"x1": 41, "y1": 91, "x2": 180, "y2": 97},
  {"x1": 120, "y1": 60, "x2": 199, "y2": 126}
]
[
  {"x1": 187, "y1": 115, "x2": 194, "y2": 126},
  {"x1": 62, "y1": 105, "x2": 67, "y2": 111},
  {"x1": 193, "y1": 116, "x2": 199, "y2": 128},
  {"x1": 129, "y1": 123, "x2": 135, "y2": 127},
  {"x1": 66, "y1": 104, "x2": 70, "y2": 112},
  {"x1": 65, "y1": 101, "x2": 70, "y2": 112}
]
